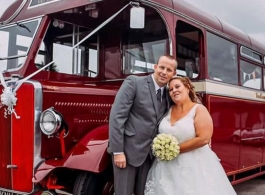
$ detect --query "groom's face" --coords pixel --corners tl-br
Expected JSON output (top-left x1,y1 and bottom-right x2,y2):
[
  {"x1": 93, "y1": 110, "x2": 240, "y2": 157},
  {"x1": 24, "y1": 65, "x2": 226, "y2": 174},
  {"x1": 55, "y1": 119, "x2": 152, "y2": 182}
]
[{"x1": 153, "y1": 56, "x2": 177, "y2": 87}]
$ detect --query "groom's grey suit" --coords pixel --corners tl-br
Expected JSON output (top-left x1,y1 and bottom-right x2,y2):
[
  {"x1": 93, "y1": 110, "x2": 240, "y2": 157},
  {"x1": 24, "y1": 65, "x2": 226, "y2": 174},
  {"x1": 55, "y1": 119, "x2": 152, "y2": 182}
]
[{"x1": 108, "y1": 74, "x2": 170, "y2": 195}]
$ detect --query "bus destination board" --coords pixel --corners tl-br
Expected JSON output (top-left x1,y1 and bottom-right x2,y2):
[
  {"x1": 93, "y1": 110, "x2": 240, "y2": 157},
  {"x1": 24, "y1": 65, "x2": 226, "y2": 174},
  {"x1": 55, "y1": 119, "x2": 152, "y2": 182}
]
[{"x1": 29, "y1": 0, "x2": 62, "y2": 7}]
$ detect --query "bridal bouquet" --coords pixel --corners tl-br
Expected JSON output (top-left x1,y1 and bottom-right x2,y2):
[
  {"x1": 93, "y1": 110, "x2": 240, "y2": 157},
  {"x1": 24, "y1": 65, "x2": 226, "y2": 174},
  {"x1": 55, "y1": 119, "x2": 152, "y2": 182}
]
[{"x1": 152, "y1": 133, "x2": 180, "y2": 161}]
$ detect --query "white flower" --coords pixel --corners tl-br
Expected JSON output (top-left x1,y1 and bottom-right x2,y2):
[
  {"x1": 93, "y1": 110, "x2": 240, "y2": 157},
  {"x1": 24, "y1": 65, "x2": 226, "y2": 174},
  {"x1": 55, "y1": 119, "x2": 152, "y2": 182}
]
[
  {"x1": 1, "y1": 87, "x2": 17, "y2": 106},
  {"x1": 152, "y1": 133, "x2": 180, "y2": 161}
]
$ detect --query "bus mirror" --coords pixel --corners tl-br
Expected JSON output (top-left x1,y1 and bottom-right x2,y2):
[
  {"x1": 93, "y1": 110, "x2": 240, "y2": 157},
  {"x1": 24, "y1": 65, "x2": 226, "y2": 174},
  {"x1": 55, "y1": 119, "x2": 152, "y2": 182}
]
[{"x1": 130, "y1": 6, "x2": 145, "y2": 29}]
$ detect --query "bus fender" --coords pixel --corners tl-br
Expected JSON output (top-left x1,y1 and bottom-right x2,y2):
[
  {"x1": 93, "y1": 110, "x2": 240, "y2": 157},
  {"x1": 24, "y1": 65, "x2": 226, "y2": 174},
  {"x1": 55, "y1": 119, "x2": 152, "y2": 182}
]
[{"x1": 33, "y1": 124, "x2": 111, "y2": 183}]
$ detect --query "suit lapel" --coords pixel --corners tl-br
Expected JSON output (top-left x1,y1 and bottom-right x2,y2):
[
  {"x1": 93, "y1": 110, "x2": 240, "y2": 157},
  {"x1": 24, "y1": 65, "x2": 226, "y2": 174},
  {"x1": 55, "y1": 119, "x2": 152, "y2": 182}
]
[{"x1": 147, "y1": 75, "x2": 159, "y2": 119}]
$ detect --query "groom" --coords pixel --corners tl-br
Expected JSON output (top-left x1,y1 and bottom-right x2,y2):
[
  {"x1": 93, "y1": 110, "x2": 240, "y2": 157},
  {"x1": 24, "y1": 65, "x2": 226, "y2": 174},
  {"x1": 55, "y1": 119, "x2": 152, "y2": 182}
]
[{"x1": 108, "y1": 54, "x2": 177, "y2": 195}]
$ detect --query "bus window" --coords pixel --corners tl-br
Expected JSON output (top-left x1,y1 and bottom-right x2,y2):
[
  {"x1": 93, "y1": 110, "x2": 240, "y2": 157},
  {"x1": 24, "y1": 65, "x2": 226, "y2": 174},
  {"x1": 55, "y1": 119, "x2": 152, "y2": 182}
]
[
  {"x1": 122, "y1": 13, "x2": 169, "y2": 74},
  {"x1": 0, "y1": 19, "x2": 40, "y2": 71},
  {"x1": 240, "y1": 60, "x2": 261, "y2": 89},
  {"x1": 207, "y1": 32, "x2": 238, "y2": 84},
  {"x1": 176, "y1": 21, "x2": 201, "y2": 79},
  {"x1": 35, "y1": 21, "x2": 98, "y2": 77},
  {"x1": 240, "y1": 46, "x2": 262, "y2": 63}
]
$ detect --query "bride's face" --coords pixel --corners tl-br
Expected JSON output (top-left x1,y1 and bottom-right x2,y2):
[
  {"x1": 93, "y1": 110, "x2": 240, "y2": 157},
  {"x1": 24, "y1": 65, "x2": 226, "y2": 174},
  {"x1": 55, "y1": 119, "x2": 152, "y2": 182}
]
[{"x1": 169, "y1": 79, "x2": 189, "y2": 103}]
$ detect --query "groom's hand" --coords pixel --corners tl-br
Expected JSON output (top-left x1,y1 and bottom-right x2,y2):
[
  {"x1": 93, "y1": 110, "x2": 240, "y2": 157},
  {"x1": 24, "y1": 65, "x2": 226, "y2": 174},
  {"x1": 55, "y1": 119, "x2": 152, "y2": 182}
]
[{"x1": 114, "y1": 153, "x2": 126, "y2": 168}]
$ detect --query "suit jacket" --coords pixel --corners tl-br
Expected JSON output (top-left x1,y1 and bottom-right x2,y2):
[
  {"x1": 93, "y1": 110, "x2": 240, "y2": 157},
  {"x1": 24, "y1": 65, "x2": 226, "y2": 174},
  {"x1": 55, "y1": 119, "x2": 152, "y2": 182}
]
[{"x1": 108, "y1": 75, "x2": 170, "y2": 167}]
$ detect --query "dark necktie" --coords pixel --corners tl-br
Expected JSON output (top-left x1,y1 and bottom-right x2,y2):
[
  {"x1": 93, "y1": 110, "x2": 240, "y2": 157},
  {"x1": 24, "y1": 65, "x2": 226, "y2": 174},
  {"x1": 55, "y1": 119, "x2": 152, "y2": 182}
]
[{"x1": 156, "y1": 88, "x2": 162, "y2": 108}]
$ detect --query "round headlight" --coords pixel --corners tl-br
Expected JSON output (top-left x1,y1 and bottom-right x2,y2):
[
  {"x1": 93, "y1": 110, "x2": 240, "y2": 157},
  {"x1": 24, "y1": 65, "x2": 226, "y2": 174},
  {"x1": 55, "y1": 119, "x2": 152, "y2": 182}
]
[{"x1": 40, "y1": 108, "x2": 62, "y2": 136}]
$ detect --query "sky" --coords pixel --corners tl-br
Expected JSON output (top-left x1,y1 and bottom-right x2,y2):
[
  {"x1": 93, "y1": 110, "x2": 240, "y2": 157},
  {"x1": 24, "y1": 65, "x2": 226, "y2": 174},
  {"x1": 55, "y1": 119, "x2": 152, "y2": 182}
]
[
  {"x1": 0, "y1": 0, "x2": 264, "y2": 45},
  {"x1": 186, "y1": 0, "x2": 265, "y2": 45},
  {"x1": 0, "y1": 1, "x2": 14, "y2": 16}
]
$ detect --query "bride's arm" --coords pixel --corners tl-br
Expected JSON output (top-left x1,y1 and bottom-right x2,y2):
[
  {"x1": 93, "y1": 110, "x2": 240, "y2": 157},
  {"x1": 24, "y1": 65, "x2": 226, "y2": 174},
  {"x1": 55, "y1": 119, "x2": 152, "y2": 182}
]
[{"x1": 179, "y1": 105, "x2": 213, "y2": 153}]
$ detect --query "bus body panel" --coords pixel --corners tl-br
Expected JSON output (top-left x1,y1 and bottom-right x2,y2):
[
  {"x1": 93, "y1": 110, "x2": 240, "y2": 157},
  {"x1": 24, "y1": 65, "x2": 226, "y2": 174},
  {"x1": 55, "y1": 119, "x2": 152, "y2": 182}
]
[
  {"x1": 0, "y1": 83, "x2": 36, "y2": 193},
  {"x1": 33, "y1": 124, "x2": 110, "y2": 183},
  {"x1": 202, "y1": 82, "x2": 265, "y2": 176},
  {"x1": 40, "y1": 82, "x2": 117, "y2": 158},
  {"x1": 208, "y1": 95, "x2": 241, "y2": 173}
]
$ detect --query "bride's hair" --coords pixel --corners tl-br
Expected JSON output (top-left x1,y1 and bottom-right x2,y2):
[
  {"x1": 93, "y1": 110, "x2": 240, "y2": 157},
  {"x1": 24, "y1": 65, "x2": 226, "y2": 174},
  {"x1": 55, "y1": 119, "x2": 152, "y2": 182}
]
[{"x1": 168, "y1": 76, "x2": 200, "y2": 103}]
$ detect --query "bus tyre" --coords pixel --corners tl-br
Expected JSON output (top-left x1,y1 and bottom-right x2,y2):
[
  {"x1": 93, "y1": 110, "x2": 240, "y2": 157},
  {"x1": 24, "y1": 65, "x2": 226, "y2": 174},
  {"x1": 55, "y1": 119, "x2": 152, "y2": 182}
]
[{"x1": 73, "y1": 172, "x2": 99, "y2": 195}]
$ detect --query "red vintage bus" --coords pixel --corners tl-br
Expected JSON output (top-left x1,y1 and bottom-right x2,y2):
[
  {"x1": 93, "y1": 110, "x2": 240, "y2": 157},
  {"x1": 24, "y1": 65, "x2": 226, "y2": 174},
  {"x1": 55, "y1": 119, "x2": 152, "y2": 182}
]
[{"x1": 0, "y1": 0, "x2": 265, "y2": 194}]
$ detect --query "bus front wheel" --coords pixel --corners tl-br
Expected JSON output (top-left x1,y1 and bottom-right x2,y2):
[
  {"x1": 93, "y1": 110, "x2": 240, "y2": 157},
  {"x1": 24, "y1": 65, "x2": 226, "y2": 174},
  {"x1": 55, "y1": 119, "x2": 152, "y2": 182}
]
[{"x1": 73, "y1": 172, "x2": 99, "y2": 195}]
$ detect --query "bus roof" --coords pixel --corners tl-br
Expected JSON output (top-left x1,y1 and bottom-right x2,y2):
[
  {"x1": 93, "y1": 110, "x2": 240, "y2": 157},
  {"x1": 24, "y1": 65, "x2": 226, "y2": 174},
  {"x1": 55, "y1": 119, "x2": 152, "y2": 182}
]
[
  {"x1": 0, "y1": 0, "x2": 97, "y2": 24},
  {"x1": 171, "y1": 0, "x2": 265, "y2": 53},
  {"x1": 1, "y1": 0, "x2": 264, "y2": 53}
]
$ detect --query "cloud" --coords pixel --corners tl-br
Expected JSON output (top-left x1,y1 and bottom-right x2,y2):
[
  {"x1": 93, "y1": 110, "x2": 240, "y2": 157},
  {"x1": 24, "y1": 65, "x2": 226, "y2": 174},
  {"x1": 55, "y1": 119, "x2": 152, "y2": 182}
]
[
  {"x1": 186, "y1": 0, "x2": 265, "y2": 44},
  {"x1": 249, "y1": 33, "x2": 265, "y2": 45}
]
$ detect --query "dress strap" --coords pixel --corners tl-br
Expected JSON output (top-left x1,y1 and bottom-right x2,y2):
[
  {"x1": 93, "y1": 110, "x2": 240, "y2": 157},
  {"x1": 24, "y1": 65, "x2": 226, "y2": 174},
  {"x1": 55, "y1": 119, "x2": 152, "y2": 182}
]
[
  {"x1": 165, "y1": 107, "x2": 172, "y2": 121},
  {"x1": 188, "y1": 104, "x2": 200, "y2": 118}
]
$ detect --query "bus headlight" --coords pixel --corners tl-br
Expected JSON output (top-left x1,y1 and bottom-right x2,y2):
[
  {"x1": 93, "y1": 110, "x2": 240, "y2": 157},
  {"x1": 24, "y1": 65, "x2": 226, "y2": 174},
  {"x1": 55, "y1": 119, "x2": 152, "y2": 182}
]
[{"x1": 40, "y1": 108, "x2": 62, "y2": 136}]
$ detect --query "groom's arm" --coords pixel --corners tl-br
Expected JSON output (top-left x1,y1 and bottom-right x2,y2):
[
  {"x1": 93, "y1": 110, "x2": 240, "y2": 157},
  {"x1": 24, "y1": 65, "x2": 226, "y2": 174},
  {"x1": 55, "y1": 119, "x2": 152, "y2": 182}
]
[{"x1": 108, "y1": 75, "x2": 136, "y2": 153}]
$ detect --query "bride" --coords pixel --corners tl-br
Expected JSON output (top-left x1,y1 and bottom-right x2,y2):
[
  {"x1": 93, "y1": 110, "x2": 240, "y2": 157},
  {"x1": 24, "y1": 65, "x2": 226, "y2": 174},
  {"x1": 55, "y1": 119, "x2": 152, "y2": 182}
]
[{"x1": 144, "y1": 76, "x2": 237, "y2": 195}]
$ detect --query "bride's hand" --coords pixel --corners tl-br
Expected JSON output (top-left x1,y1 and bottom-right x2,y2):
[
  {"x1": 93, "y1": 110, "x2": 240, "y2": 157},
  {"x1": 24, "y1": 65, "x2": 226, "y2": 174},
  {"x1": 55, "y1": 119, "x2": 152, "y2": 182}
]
[{"x1": 114, "y1": 153, "x2": 127, "y2": 168}]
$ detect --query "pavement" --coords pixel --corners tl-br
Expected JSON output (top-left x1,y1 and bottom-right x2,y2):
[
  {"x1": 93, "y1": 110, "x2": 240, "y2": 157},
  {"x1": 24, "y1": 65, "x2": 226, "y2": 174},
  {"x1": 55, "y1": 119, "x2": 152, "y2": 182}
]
[{"x1": 233, "y1": 177, "x2": 265, "y2": 195}]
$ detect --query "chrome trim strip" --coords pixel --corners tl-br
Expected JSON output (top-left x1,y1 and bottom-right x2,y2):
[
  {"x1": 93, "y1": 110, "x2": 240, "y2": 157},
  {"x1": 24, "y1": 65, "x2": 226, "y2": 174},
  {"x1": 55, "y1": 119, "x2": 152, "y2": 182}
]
[
  {"x1": 241, "y1": 137, "x2": 264, "y2": 141},
  {"x1": 101, "y1": 78, "x2": 125, "y2": 82},
  {"x1": 1, "y1": 0, "x2": 28, "y2": 25},
  {"x1": 25, "y1": 80, "x2": 44, "y2": 169},
  {"x1": 6, "y1": 165, "x2": 18, "y2": 169},
  {"x1": 103, "y1": 79, "x2": 265, "y2": 102},
  {"x1": 56, "y1": 189, "x2": 73, "y2": 195},
  {"x1": 138, "y1": 0, "x2": 264, "y2": 54},
  {"x1": 193, "y1": 80, "x2": 265, "y2": 102}
]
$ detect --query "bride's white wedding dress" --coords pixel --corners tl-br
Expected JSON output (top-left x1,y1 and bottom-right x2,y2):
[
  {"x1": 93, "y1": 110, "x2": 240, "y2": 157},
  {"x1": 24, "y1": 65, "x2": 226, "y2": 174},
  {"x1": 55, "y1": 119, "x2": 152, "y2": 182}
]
[{"x1": 145, "y1": 104, "x2": 237, "y2": 195}]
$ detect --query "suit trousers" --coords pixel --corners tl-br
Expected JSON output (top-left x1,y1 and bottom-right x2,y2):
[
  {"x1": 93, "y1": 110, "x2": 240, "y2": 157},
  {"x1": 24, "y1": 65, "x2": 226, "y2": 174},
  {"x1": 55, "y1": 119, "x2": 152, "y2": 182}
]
[{"x1": 112, "y1": 155, "x2": 151, "y2": 195}]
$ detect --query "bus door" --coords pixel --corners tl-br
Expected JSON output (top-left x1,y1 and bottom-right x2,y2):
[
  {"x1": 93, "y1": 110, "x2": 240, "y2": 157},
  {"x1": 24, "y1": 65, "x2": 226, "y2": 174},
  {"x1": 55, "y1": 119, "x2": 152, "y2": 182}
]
[{"x1": 238, "y1": 100, "x2": 264, "y2": 169}]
